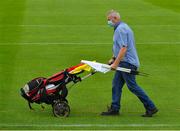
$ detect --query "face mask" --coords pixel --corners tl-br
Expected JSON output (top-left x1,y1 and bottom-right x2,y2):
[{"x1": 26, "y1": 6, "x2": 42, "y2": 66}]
[{"x1": 107, "y1": 20, "x2": 115, "y2": 27}]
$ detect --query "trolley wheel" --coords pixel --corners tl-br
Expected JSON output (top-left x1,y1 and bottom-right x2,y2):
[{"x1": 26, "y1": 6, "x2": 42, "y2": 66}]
[
  {"x1": 60, "y1": 86, "x2": 68, "y2": 98},
  {"x1": 52, "y1": 101, "x2": 70, "y2": 117}
]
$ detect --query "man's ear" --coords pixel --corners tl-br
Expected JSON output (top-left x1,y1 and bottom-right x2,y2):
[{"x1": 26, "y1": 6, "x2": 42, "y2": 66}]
[
  {"x1": 113, "y1": 16, "x2": 118, "y2": 23},
  {"x1": 114, "y1": 16, "x2": 118, "y2": 20}
]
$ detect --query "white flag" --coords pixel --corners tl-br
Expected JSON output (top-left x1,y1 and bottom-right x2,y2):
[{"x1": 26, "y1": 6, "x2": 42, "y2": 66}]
[{"x1": 81, "y1": 60, "x2": 131, "y2": 74}]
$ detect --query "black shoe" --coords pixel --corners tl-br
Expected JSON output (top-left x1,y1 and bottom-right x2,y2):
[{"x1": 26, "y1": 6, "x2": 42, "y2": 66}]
[
  {"x1": 142, "y1": 108, "x2": 158, "y2": 117},
  {"x1": 101, "y1": 106, "x2": 119, "y2": 116}
]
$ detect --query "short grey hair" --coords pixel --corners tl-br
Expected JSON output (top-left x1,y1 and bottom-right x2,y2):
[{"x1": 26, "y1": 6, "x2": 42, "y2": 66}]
[{"x1": 107, "y1": 9, "x2": 121, "y2": 19}]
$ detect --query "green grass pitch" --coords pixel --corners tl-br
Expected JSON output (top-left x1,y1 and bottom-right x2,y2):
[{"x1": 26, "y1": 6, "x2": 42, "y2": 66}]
[{"x1": 0, "y1": 0, "x2": 180, "y2": 130}]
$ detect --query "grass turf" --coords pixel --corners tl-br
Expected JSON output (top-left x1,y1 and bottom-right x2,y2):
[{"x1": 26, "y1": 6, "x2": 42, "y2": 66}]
[{"x1": 0, "y1": 0, "x2": 180, "y2": 130}]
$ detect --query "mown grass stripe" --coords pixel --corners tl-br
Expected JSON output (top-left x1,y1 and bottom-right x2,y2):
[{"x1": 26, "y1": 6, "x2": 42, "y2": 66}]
[
  {"x1": 0, "y1": 42, "x2": 180, "y2": 45},
  {"x1": 1, "y1": 124, "x2": 180, "y2": 127},
  {"x1": 0, "y1": 24, "x2": 180, "y2": 27}
]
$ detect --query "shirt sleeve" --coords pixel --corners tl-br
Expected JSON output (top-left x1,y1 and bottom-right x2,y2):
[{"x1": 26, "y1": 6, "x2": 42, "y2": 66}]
[{"x1": 118, "y1": 29, "x2": 128, "y2": 47}]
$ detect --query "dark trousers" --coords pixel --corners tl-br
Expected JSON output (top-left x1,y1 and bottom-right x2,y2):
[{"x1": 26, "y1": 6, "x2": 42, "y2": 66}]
[{"x1": 111, "y1": 62, "x2": 156, "y2": 111}]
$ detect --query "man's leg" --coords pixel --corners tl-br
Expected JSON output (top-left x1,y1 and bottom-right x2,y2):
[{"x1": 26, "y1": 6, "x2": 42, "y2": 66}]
[
  {"x1": 119, "y1": 62, "x2": 157, "y2": 114},
  {"x1": 122, "y1": 72, "x2": 158, "y2": 116},
  {"x1": 123, "y1": 72, "x2": 155, "y2": 109},
  {"x1": 111, "y1": 71, "x2": 125, "y2": 111},
  {"x1": 101, "y1": 71, "x2": 125, "y2": 115}
]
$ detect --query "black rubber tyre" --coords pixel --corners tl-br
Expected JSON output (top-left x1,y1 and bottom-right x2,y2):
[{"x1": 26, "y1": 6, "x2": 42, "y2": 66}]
[{"x1": 52, "y1": 101, "x2": 70, "y2": 117}]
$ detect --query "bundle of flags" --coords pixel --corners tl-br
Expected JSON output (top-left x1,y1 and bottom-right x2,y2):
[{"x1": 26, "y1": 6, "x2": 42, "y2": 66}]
[{"x1": 66, "y1": 60, "x2": 145, "y2": 76}]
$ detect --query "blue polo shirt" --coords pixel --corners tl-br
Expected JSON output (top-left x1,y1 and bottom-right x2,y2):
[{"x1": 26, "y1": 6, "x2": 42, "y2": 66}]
[{"x1": 113, "y1": 22, "x2": 140, "y2": 68}]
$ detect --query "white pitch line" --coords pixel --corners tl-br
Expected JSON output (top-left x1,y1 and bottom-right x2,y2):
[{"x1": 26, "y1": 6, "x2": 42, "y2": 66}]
[
  {"x1": 0, "y1": 124, "x2": 180, "y2": 127},
  {"x1": 0, "y1": 42, "x2": 180, "y2": 45}
]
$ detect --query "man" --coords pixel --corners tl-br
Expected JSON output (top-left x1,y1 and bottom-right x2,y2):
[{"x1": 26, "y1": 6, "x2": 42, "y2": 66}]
[{"x1": 101, "y1": 10, "x2": 158, "y2": 117}]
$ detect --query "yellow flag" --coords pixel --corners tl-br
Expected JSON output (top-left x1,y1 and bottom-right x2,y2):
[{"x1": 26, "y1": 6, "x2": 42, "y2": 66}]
[{"x1": 70, "y1": 64, "x2": 92, "y2": 74}]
